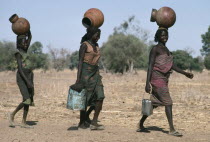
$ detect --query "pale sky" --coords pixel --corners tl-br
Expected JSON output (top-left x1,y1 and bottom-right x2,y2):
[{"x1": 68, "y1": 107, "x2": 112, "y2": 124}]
[{"x1": 1, "y1": 0, "x2": 210, "y2": 57}]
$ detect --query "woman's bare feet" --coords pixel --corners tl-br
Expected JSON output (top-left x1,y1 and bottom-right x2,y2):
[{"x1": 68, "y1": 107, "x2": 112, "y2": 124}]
[
  {"x1": 78, "y1": 122, "x2": 89, "y2": 129},
  {"x1": 136, "y1": 125, "x2": 150, "y2": 133},
  {"x1": 169, "y1": 131, "x2": 183, "y2": 137},
  {"x1": 20, "y1": 123, "x2": 34, "y2": 129},
  {"x1": 8, "y1": 113, "x2": 15, "y2": 128},
  {"x1": 90, "y1": 121, "x2": 104, "y2": 130}
]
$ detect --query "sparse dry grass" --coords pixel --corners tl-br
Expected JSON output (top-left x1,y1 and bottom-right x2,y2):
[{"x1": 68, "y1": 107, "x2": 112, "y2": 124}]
[{"x1": 0, "y1": 69, "x2": 210, "y2": 134}]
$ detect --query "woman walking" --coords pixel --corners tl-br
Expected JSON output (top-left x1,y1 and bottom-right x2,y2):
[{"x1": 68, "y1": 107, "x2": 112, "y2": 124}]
[
  {"x1": 8, "y1": 30, "x2": 34, "y2": 128},
  {"x1": 75, "y1": 27, "x2": 105, "y2": 130},
  {"x1": 138, "y1": 28, "x2": 193, "y2": 136}
]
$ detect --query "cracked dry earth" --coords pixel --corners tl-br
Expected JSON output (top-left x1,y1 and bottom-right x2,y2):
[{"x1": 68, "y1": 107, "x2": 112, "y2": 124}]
[{"x1": 0, "y1": 70, "x2": 210, "y2": 142}]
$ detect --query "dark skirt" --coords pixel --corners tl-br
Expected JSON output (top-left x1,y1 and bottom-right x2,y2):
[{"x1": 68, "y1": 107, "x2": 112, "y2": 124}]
[
  {"x1": 81, "y1": 62, "x2": 105, "y2": 106},
  {"x1": 16, "y1": 69, "x2": 34, "y2": 105}
]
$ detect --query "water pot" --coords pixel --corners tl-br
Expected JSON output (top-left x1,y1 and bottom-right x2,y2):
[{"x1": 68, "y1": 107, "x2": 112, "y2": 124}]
[
  {"x1": 9, "y1": 14, "x2": 30, "y2": 35},
  {"x1": 150, "y1": 7, "x2": 176, "y2": 28},
  {"x1": 82, "y1": 8, "x2": 104, "y2": 28}
]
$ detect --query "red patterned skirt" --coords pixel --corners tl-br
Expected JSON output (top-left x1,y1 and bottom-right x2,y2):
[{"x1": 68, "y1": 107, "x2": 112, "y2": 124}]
[{"x1": 150, "y1": 70, "x2": 173, "y2": 106}]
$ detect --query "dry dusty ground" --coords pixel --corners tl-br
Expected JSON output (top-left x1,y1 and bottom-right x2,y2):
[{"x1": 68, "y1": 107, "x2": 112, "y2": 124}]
[{"x1": 0, "y1": 70, "x2": 210, "y2": 142}]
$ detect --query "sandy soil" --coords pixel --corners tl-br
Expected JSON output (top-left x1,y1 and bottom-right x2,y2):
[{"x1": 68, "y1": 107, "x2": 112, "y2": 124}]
[{"x1": 0, "y1": 70, "x2": 210, "y2": 142}]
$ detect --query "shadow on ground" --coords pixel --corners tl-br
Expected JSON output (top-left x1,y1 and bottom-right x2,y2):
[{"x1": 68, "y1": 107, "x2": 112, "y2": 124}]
[
  {"x1": 147, "y1": 126, "x2": 169, "y2": 134},
  {"x1": 26, "y1": 121, "x2": 38, "y2": 126},
  {"x1": 67, "y1": 125, "x2": 79, "y2": 131}
]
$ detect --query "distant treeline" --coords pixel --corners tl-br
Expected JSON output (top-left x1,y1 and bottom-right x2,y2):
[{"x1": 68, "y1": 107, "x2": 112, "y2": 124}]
[
  {"x1": 1, "y1": 17, "x2": 210, "y2": 73},
  {"x1": 0, "y1": 41, "x2": 72, "y2": 72}
]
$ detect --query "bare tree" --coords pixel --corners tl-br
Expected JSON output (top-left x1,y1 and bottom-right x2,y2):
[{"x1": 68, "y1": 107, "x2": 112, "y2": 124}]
[{"x1": 47, "y1": 44, "x2": 71, "y2": 71}]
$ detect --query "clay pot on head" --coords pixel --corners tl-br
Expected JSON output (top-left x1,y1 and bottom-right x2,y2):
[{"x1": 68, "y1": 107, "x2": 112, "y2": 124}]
[
  {"x1": 9, "y1": 14, "x2": 30, "y2": 35},
  {"x1": 150, "y1": 7, "x2": 176, "y2": 28},
  {"x1": 82, "y1": 8, "x2": 104, "y2": 28}
]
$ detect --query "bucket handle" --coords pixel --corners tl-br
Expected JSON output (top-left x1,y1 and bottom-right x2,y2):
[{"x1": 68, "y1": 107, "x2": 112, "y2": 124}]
[{"x1": 143, "y1": 83, "x2": 152, "y2": 99}]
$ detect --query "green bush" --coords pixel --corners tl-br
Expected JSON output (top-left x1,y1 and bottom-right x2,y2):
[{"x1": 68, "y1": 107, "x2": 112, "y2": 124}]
[
  {"x1": 0, "y1": 41, "x2": 49, "y2": 71},
  {"x1": 204, "y1": 54, "x2": 210, "y2": 70},
  {"x1": 28, "y1": 41, "x2": 49, "y2": 70},
  {"x1": 101, "y1": 33, "x2": 147, "y2": 73},
  {"x1": 0, "y1": 41, "x2": 16, "y2": 71},
  {"x1": 172, "y1": 50, "x2": 203, "y2": 72},
  {"x1": 69, "y1": 51, "x2": 79, "y2": 70}
]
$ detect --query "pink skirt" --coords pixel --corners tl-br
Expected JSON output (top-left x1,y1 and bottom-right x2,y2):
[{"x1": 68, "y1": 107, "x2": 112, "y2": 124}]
[{"x1": 150, "y1": 70, "x2": 173, "y2": 106}]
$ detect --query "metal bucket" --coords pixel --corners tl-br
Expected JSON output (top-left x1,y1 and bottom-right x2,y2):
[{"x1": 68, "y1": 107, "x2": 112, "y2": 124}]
[
  {"x1": 67, "y1": 88, "x2": 86, "y2": 110},
  {"x1": 142, "y1": 99, "x2": 153, "y2": 116}
]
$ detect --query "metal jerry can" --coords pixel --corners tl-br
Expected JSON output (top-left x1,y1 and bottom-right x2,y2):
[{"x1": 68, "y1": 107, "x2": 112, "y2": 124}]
[
  {"x1": 67, "y1": 88, "x2": 86, "y2": 111},
  {"x1": 142, "y1": 99, "x2": 153, "y2": 116}
]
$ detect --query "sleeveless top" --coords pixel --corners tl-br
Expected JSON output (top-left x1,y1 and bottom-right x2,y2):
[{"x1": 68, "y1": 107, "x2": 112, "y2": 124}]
[
  {"x1": 83, "y1": 41, "x2": 101, "y2": 65},
  {"x1": 14, "y1": 48, "x2": 33, "y2": 70}
]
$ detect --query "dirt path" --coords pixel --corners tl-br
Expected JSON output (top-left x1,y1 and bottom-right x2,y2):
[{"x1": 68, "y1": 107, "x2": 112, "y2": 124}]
[
  {"x1": 0, "y1": 70, "x2": 210, "y2": 142},
  {"x1": 0, "y1": 119, "x2": 209, "y2": 142}
]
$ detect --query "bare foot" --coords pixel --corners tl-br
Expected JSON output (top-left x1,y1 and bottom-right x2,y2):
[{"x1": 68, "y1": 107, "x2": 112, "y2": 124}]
[
  {"x1": 169, "y1": 131, "x2": 183, "y2": 137},
  {"x1": 20, "y1": 123, "x2": 34, "y2": 129},
  {"x1": 78, "y1": 122, "x2": 89, "y2": 129},
  {"x1": 8, "y1": 113, "x2": 15, "y2": 128},
  {"x1": 136, "y1": 128, "x2": 150, "y2": 133},
  {"x1": 90, "y1": 122, "x2": 104, "y2": 130}
]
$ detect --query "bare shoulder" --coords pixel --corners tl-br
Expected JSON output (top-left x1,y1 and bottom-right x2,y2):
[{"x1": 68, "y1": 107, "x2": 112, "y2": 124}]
[
  {"x1": 79, "y1": 42, "x2": 88, "y2": 52},
  {"x1": 80, "y1": 42, "x2": 88, "y2": 48},
  {"x1": 150, "y1": 45, "x2": 158, "y2": 53},
  {"x1": 153, "y1": 44, "x2": 165, "y2": 53}
]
